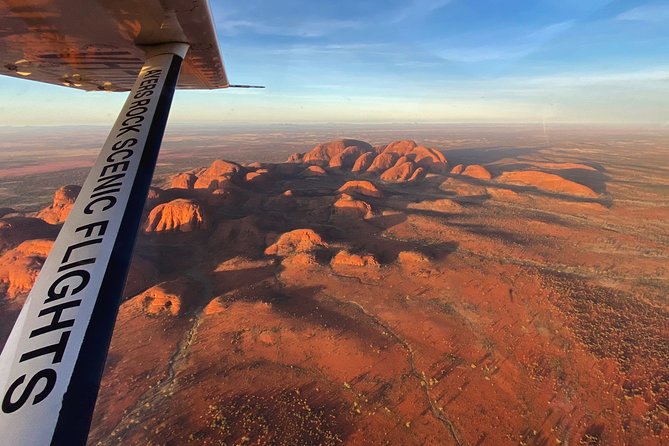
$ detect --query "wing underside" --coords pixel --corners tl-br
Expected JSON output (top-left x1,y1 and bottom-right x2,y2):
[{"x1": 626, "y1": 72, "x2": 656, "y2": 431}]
[{"x1": 0, "y1": 0, "x2": 229, "y2": 91}]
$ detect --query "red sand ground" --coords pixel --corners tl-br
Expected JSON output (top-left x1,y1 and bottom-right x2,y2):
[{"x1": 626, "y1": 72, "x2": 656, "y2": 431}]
[{"x1": 1, "y1": 136, "x2": 668, "y2": 446}]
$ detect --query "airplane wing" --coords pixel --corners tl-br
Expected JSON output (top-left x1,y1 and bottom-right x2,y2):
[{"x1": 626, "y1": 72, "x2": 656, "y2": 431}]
[
  {"x1": 0, "y1": 1, "x2": 229, "y2": 445},
  {"x1": 0, "y1": 0, "x2": 229, "y2": 91}
]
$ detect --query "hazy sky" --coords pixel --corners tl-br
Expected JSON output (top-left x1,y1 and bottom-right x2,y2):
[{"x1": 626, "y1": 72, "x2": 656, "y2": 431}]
[{"x1": 1, "y1": 0, "x2": 668, "y2": 125}]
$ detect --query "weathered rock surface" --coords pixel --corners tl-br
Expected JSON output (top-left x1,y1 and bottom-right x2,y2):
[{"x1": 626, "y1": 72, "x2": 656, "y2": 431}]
[
  {"x1": 461, "y1": 164, "x2": 492, "y2": 180},
  {"x1": 0, "y1": 239, "x2": 53, "y2": 298},
  {"x1": 144, "y1": 199, "x2": 208, "y2": 233},
  {"x1": 337, "y1": 180, "x2": 383, "y2": 198},
  {"x1": 37, "y1": 185, "x2": 81, "y2": 224},
  {"x1": 264, "y1": 229, "x2": 328, "y2": 256}
]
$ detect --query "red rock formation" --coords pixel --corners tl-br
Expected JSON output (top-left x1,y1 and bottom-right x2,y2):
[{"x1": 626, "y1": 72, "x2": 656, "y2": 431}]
[
  {"x1": 132, "y1": 278, "x2": 199, "y2": 317},
  {"x1": 337, "y1": 180, "x2": 383, "y2": 198},
  {"x1": 408, "y1": 167, "x2": 426, "y2": 182},
  {"x1": 450, "y1": 164, "x2": 464, "y2": 175},
  {"x1": 169, "y1": 172, "x2": 197, "y2": 189},
  {"x1": 366, "y1": 153, "x2": 398, "y2": 174},
  {"x1": 380, "y1": 161, "x2": 416, "y2": 183},
  {"x1": 396, "y1": 250, "x2": 431, "y2": 267},
  {"x1": 329, "y1": 146, "x2": 366, "y2": 169},
  {"x1": 302, "y1": 139, "x2": 373, "y2": 165},
  {"x1": 497, "y1": 170, "x2": 598, "y2": 197},
  {"x1": 194, "y1": 159, "x2": 243, "y2": 189},
  {"x1": 286, "y1": 153, "x2": 303, "y2": 163},
  {"x1": 382, "y1": 140, "x2": 418, "y2": 156},
  {"x1": 301, "y1": 165, "x2": 328, "y2": 177},
  {"x1": 0, "y1": 239, "x2": 53, "y2": 298},
  {"x1": 412, "y1": 146, "x2": 448, "y2": 173},
  {"x1": 281, "y1": 252, "x2": 319, "y2": 268},
  {"x1": 245, "y1": 169, "x2": 272, "y2": 185},
  {"x1": 461, "y1": 164, "x2": 492, "y2": 180},
  {"x1": 351, "y1": 152, "x2": 376, "y2": 173},
  {"x1": 144, "y1": 199, "x2": 208, "y2": 233},
  {"x1": 332, "y1": 195, "x2": 374, "y2": 219},
  {"x1": 330, "y1": 250, "x2": 379, "y2": 267},
  {"x1": 264, "y1": 229, "x2": 327, "y2": 256},
  {"x1": 37, "y1": 185, "x2": 81, "y2": 224}
]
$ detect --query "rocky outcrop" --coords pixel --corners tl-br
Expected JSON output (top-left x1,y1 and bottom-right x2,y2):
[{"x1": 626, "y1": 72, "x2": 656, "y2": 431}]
[
  {"x1": 332, "y1": 195, "x2": 374, "y2": 219},
  {"x1": 144, "y1": 199, "x2": 208, "y2": 233},
  {"x1": 366, "y1": 153, "x2": 398, "y2": 174},
  {"x1": 382, "y1": 140, "x2": 417, "y2": 156},
  {"x1": 193, "y1": 160, "x2": 243, "y2": 189},
  {"x1": 352, "y1": 152, "x2": 376, "y2": 173},
  {"x1": 380, "y1": 161, "x2": 416, "y2": 183},
  {"x1": 450, "y1": 164, "x2": 464, "y2": 175},
  {"x1": 331, "y1": 250, "x2": 379, "y2": 267},
  {"x1": 37, "y1": 185, "x2": 81, "y2": 224},
  {"x1": 302, "y1": 139, "x2": 373, "y2": 165},
  {"x1": 134, "y1": 278, "x2": 198, "y2": 316},
  {"x1": 329, "y1": 146, "x2": 367, "y2": 169},
  {"x1": 0, "y1": 239, "x2": 53, "y2": 298},
  {"x1": 301, "y1": 165, "x2": 328, "y2": 177},
  {"x1": 496, "y1": 170, "x2": 598, "y2": 197},
  {"x1": 337, "y1": 180, "x2": 383, "y2": 198},
  {"x1": 169, "y1": 172, "x2": 197, "y2": 189},
  {"x1": 264, "y1": 229, "x2": 328, "y2": 256},
  {"x1": 461, "y1": 165, "x2": 492, "y2": 180}
]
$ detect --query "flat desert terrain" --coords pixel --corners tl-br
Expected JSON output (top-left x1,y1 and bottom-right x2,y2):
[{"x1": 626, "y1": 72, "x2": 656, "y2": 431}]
[{"x1": 0, "y1": 125, "x2": 667, "y2": 445}]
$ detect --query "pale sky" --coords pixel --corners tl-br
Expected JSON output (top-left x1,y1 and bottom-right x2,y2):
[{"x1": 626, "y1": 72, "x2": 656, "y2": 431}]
[{"x1": 1, "y1": 0, "x2": 668, "y2": 126}]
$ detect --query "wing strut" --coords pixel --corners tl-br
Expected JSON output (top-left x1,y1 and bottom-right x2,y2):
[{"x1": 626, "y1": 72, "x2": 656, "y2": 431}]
[{"x1": 0, "y1": 42, "x2": 189, "y2": 446}]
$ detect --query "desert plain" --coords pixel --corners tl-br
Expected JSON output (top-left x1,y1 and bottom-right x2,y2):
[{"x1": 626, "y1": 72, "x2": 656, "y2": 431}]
[{"x1": 0, "y1": 124, "x2": 668, "y2": 445}]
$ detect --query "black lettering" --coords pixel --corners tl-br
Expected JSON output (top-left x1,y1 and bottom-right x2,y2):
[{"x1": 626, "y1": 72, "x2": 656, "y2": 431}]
[
  {"x1": 76, "y1": 220, "x2": 108, "y2": 238},
  {"x1": 111, "y1": 138, "x2": 137, "y2": 150},
  {"x1": 61, "y1": 238, "x2": 102, "y2": 263},
  {"x1": 90, "y1": 188, "x2": 120, "y2": 199},
  {"x1": 121, "y1": 115, "x2": 143, "y2": 127},
  {"x1": 133, "y1": 89, "x2": 153, "y2": 99},
  {"x1": 1, "y1": 369, "x2": 57, "y2": 413},
  {"x1": 116, "y1": 125, "x2": 141, "y2": 137},
  {"x1": 46, "y1": 270, "x2": 90, "y2": 303},
  {"x1": 20, "y1": 331, "x2": 70, "y2": 364},
  {"x1": 126, "y1": 106, "x2": 147, "y2": 117},
  {"x1": 57, "y1": 257, "x2": 96, "y2": 272},
  {"x1": 30, "y1": 300, "x2": 82, "y2": 338},
  {"x1": 84, "y1": 196, "x2": 116, "y2": 214},
  {"x1": 94, "y1": 173, "x2": 125, "y2": 192},
  {"x1": 130, "y1": 99, "x2": 150, "y2": 108},
  {"x1": 107, "y1": 149, "x2": 133, "y2": 162}
]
